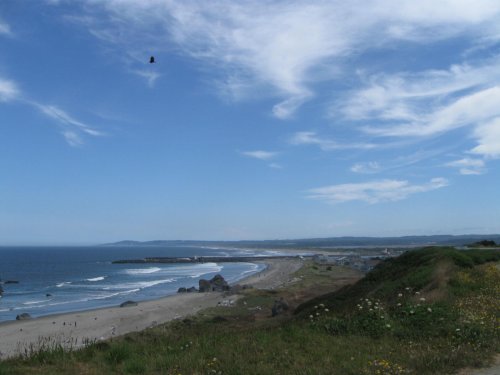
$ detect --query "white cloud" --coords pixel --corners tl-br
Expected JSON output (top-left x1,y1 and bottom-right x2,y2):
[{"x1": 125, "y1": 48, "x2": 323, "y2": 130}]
[
  {"x1": 364, "y1": 85, "x2": 500, "y2": 137},
  {"x1": 308, "y1": 177, "x2": 448, "y2": 204},
  {"x1": 445, "y1": 158, "x2": 486, "y2": 175},
  {"x1": 336, "y1": 57, "x2": 500, "y2": 164},
  {"x1": 0, "y1": 78, "x2": 20, "y2": 102},
  {"x1": 132, "y1": 70, "x2": 161, "y2": 88},
  {"x1": 0, "y1": 76, "x2": 103, "y2": 146},
  {"x1": 73, "y1": 0, "x2": 500, "y2": 118},
  {"x1": 34, "y1": 104, "x2": 104, "y2": 145},
  {"x1": 289, "y1": 131, "x2": 375, "y2": 151},
  {"x1": 241, "y1": 150, "x2": 278, "y2": 160},
  {"x1": 0, "y1": 19, "x2": 12, "y2": 36},
  {"x1": 470, "y1": 117, "x2": 500, "y2": 158},
  {"x1": 350, "y1": 162, "x2": 381, "y2": 174}
]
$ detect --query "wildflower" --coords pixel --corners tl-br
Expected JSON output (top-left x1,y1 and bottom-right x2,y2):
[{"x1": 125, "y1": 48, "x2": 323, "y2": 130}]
[
  {"x1": 314, "y1": 305, "x2": 318, "y2": 309},
  {"x1": 415, "y1": 291, "x2": 421, "y2": 295},
  {"x1": 420, "y1": 297, "x2": 426, "y2": 302},
  {"x1": 316, "y1": 312, "x2": 320, "y2": 316},
  {"x1": 410, "y1": 310, "x2": 414, "y2": 314},
  {"x1": 319, "y1": 303, "x2": 324, "y2": 308},
  {"x1": 405, "y1": 287, "x2": 410, "y2": 291},
  {"x1": 309, "y1": 315, "x2": 313, "y2": 319},
  {"x1": 398, "y1": 293, "x2": 403, "y2": 297},
  {"x1": 324, "y1": 308, "x2": 329, "y2": 312},
  {"x1": 427, "y1": 307, "x2": 432, "y2": 312},
  {"x1": 386, "y1": 324, "x2": 391, "y2": 328},
  {"x1": 397, "y1": 303, "x2": 401, "y2": 307},
  {"x1": 456, "y1": 328, "x2": 460, "y2": 332}
]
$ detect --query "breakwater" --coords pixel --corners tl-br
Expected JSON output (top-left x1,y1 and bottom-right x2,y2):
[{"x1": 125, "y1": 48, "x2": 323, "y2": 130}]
[{"x1": 112, "y1": 255, "x2": 307, "y2": 264}]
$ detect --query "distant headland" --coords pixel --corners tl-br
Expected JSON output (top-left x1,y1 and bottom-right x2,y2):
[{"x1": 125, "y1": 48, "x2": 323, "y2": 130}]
[{"x1": 101, "y1": 234, "x2": 500, "y2": 249}]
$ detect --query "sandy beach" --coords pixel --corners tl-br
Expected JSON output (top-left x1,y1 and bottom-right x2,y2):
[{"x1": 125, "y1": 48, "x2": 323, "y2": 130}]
[{"x1": 0, "y1": 258, "x2": 303, "y2": 359}]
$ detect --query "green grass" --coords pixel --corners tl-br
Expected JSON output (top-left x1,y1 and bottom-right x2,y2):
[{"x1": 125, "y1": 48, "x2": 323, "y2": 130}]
[{"x1": 0, "y1": 247, "x2": 498, "y2": 374}]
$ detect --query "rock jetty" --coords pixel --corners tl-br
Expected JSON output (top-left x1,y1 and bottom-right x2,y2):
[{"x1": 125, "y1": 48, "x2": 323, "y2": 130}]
[{"x1": 113, "y1": 255, "x2": 305, "y2": 264}]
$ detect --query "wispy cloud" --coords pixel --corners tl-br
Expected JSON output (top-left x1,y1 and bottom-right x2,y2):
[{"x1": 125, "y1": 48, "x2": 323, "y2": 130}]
[
  {"x1": 0, "y1": 19, "x2": 12, "y2": 36},
  {"x1": 132, "y1": 70, "x2": 161, "y2": 88},
  {"x1": 445, "y1": 158, "x2": 486, "y2": 175},
  {"x1": 0, "y1": 78, "x2": 20, "y2": 102},
  {"x1": 0, "y1": 76, "x2": 102, "y2": 146},
  {"x1": 71, "y1": 0, "x2": 500, "y2": 118},
  {"x1": 470, "y1": 117, "x2": 500, "y2": 158},
  {"x1": 308, "y1": 178, "x2": 448, "y2": 204},
  {"x1": 34, "y1": 104, "x2": 104, "y2": 146},
  {"x1": 289, "y1": 131, "x2": 375, "y2": 151},
  {"x1": 350, "y1": 162, "x2": 381, "y2": 174},
  {"x1": 241, "y1": 150, "x2": 278, "y2": 160}
]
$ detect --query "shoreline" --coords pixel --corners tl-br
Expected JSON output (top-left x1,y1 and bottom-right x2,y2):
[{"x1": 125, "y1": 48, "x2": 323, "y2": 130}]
[{"x1": 0, "y1": 258, "x2": 303, "y2": 359}]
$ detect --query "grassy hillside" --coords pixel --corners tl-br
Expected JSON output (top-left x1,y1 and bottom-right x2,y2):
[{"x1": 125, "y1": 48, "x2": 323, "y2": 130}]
[{"x1": 0, "y1": 247, "x2": 498, "y2": 374}]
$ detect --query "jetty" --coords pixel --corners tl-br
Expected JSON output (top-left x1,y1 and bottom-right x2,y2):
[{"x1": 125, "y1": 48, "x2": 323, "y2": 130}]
[{"x1": 112, "y1": 255, "x2": 308, "y2": 264}]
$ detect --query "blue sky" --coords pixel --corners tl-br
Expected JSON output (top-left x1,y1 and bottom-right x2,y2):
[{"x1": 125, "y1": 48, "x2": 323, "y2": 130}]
[{"x1": 1, "y1": 0, "x2": 500, "y2": 245}]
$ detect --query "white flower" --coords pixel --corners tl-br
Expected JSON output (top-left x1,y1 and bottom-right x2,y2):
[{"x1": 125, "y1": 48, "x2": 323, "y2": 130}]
[
  {"x1": 398, "y1": 293, "x2": 403, "y2": 298},
  {"x1": 427, "y1": 308, "x2": 432, "y2": 313},
  {"x1": 420, "y1": 297, "x2": 426, "y2": 302},
  {"x1": 324, "y1": 308, "x2": 329, "y2": 312}
]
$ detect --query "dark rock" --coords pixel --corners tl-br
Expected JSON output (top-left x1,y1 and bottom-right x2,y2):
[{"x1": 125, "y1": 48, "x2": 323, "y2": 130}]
[
  {"x1": 119, "y1": 300, "x2": 138, "y2": 308},
  {"x1": 199, "y1": 278, "x2": 211, "y2": 292},
  {"x1": 187, "y1": 287, "x2": 197, "y2": 293},
  {"x1": 46, "y1": 293, "x2": 52, "y2": 297},
  {"x1": 177, "y1": 287, "x2": 187, "y2": 293},
  {"x1": 4, "y1": 280, "x2": 19, "y2": 284},
  {"x1": 271, "y1": 298, "x2": 289, "y2": 317},
  {"x1": 16, "y1": 313, "x2": 32, "y2": 320},
  {"x1": 199, "y1": 274, "x2": 231, "y2": 293}
]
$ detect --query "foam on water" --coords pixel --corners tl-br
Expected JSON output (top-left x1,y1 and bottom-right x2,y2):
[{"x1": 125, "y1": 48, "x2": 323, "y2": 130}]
[
  {"x1": 86, "y1": 276, "x2": 106, "y2": 282},
  {"x1": 125, "y1": 267, "x2": 162, "y2": 275},
  {"x1": 56, "y1": 281, "x2": 72, "y2": 288}
]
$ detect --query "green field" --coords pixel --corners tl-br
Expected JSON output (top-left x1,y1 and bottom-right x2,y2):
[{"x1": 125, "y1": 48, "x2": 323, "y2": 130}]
[{"x1": 0, "y1": 247, "x2": 499, "y2": 375}]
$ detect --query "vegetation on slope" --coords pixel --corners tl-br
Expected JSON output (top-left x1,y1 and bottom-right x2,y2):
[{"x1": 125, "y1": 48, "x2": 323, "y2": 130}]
[{"x1": 0, "y1": 247, "x2": 498, "y2": 375}]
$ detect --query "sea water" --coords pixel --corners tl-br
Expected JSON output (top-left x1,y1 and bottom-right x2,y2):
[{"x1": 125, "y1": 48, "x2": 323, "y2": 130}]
[{"x1": 0, "y1": 246, "x2": 283, "y2": 322}]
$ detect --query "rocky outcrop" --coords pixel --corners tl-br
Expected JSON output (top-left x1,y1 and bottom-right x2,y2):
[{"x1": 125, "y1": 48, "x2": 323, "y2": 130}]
[
  {"x1": 119, "y1": 300, "x2": 138, "y2": 307},
  {"x1": 16, "y1": 313, "x2": 32, "y2": 320},
  {"x1": 198, "y1": 274, "x2": 230, "y2": 292}
]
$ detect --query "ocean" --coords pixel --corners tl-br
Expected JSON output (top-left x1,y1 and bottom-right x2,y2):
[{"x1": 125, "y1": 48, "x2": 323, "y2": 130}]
[{"x1": 0, "y1": 246, "x2": 286, "y2": 322}]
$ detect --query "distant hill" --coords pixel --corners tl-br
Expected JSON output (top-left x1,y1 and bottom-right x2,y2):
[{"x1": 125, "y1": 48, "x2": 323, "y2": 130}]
[{"x1": 101, "y1": 234, "x2": 500, "y2": 249}]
